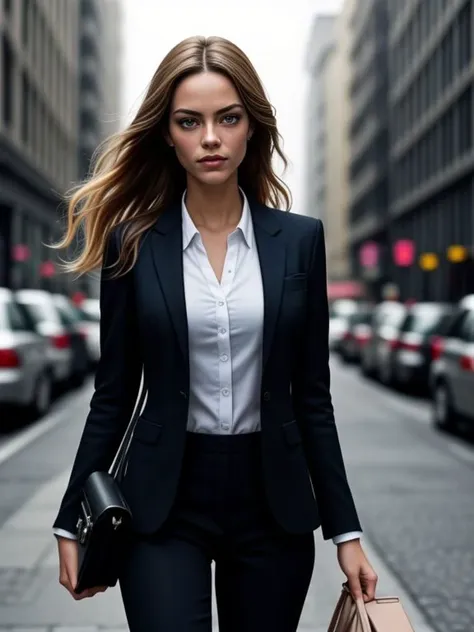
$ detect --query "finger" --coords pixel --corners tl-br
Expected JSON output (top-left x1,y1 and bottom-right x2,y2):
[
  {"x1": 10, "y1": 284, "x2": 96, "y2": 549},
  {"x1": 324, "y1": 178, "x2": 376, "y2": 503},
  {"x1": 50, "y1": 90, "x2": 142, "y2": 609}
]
[
  {"x1": 363, "y1": 574, "x2": 378, "y2": 602},
  {"x1": 347, "y1": 574, "x2": 363, "y2": 601}
]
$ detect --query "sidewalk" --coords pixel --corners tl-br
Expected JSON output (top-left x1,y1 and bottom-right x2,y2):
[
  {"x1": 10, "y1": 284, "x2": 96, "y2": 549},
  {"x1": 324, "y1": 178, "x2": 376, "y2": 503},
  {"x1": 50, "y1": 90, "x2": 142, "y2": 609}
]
[{"x1": 0, "y1": 469, "x2": 434, "y2": 631}]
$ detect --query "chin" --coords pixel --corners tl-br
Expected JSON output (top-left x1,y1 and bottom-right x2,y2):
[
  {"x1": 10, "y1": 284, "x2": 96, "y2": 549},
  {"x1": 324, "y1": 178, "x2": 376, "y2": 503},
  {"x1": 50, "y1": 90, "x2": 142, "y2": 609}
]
[{"x1": 195, "y1": 171, "x2": 234, "y2": 186}]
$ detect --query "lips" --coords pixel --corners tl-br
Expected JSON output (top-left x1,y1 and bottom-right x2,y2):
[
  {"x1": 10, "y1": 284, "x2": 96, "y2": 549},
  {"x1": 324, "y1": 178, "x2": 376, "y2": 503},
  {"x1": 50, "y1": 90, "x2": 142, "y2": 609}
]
[{"x1": 198, "y1": 156, "x2": 227, "y2": 163}]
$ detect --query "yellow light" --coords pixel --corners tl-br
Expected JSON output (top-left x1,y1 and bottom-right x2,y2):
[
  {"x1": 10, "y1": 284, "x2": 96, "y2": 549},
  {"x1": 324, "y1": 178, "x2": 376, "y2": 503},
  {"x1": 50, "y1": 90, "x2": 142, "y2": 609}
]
[
  {"x1": 447, "y1": 245, "x2": 468, "y2": 263},
  {"x1": 419, "y1": 253, "x2": 438, "y2": 271}
]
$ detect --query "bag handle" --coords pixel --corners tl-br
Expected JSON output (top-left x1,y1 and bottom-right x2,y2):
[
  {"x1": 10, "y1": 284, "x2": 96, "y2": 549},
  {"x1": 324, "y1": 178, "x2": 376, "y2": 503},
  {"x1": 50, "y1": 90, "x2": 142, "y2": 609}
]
[
  {"x1": 328, "y1": 584, "x2": 372, "y2": 632},
  {"x1": 109, "y1": 371, "x2": 147, "y2": 479}
]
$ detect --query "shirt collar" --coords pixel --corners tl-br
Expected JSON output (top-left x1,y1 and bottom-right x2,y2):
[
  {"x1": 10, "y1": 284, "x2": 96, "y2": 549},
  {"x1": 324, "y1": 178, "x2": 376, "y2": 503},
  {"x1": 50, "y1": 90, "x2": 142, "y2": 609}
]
[{"x1": 181, "y1": 187, "x2": 253, "y2": 251}]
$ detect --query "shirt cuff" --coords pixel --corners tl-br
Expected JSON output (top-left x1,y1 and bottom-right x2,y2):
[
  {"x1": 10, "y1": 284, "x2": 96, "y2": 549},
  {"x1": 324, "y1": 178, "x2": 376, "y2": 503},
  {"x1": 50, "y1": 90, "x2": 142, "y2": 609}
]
[
  {"x1": 53, "y1": 528, "x2": 77, "y2": 540},
  {"x1": 332, "y1": 531, "x2": 363, "y2": 545}
]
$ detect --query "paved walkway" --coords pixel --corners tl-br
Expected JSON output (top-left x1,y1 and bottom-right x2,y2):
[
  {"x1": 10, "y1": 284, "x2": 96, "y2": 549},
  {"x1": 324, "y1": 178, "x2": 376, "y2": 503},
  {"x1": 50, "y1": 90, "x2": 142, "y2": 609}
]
[{"x1": 0, "y1": 469, "x2": 433, "y2": 631}]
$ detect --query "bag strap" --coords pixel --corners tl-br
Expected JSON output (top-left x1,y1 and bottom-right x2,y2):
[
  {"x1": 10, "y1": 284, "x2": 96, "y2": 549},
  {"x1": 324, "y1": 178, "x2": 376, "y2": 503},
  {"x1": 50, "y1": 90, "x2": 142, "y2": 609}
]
[
  {"x1": 109, "y1": 371, "x2": 147, "y2": 479},
  {"x1": 355, "y1": 596, "x2": 372, "y2": 632},
  {"x1": 328, "y1": 584, "x2": 372, "y2": 632},
  {"x1": 327, "y1": 588, "x2": 348, "y2": 632}
]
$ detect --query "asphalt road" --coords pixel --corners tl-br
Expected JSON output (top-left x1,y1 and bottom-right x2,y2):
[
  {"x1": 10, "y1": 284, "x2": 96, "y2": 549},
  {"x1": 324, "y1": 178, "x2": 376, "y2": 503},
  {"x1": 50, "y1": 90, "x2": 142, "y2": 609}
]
[{"x1": 0, "y1": 357, "x2": 472, "y2": 631}]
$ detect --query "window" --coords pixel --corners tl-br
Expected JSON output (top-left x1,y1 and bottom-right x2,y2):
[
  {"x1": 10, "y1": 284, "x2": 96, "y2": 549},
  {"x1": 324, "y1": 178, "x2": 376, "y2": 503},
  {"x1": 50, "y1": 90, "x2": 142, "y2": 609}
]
[
  {"x1": 1, "y1": 35, "x2": 13, "y2": 127},
  {"x1": 458, "y1": 87, "x2": 473, "y2": 156},
  {"x1": 6, "y1": 301, "x2": 32, "y2": 332},
  {"x1": 402, "y1": 305, "x2": 453, "y2": 335},
  {"x1": 458, "y1": 1, "x2": 472, "y2": 72}
]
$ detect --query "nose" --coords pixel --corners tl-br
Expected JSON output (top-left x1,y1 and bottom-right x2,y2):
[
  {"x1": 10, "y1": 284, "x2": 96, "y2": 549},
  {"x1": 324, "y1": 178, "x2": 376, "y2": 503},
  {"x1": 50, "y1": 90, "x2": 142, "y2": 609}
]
[{"x1": 201, "y1": 123, "x2": 221, "y2": 148}]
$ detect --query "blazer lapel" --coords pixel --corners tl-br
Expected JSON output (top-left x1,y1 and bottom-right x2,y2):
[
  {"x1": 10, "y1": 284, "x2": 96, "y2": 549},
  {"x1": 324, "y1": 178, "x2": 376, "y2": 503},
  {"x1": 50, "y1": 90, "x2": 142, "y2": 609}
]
[
  {"x1": 150, "y1": 200, "x2": 189, "y2": 365},
  {"x1": 249, "y1": 198, "x2": 286, "y2": 374}
]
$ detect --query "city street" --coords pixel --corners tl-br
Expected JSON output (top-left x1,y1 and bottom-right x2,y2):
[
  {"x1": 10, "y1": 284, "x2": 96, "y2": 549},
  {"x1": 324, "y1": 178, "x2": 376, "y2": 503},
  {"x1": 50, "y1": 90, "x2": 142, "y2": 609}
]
[{"x1": 0, "y1": 358, "x2": 472, "y2": 631}]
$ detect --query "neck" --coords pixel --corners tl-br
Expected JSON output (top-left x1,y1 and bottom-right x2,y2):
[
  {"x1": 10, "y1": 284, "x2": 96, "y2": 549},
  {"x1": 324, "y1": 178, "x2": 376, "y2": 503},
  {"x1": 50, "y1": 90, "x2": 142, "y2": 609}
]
[{"x1": 184, "y1": 178, "x2": 243, "y2": 232}]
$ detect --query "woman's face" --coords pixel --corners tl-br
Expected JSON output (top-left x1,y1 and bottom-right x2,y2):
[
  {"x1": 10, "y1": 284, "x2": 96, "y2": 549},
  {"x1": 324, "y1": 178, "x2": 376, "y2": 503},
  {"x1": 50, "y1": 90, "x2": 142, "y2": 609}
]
[{"x1": 167, "y1": 71, "x2": 252, "y2": 187}]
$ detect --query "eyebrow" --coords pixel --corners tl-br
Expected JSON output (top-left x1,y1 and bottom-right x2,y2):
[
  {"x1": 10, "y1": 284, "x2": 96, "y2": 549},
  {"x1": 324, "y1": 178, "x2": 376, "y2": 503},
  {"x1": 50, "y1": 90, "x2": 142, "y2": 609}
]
[{"x1": 172, "y1": 103, "x2": 244, "y2": 116}]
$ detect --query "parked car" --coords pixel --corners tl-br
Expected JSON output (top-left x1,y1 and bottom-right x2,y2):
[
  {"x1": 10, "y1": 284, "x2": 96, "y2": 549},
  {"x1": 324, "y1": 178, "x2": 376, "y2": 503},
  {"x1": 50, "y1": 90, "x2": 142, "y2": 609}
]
[
  {"x1": 430, "y1": 300, "x2": 474, "y2": 429},
  {"x1": 51, "y1": 294, "x2": 91, "y2": 384},
  {"x1": 392, "y1": 302, "x2": 454, "y2": 391},
  {"x1": 15, "y1": 290, "x2": 88, "y2": 389},
  {"x1": 74, "y1": 300, "x2": 100, "y2": 365},
  {"x1": 329, "y1": 299, "x2": 359, "y2": 352},
  {"x1": 339, "y1": 305, "x2": 373, "y2": 364},
  {"x1": 16, "y1": 289, "x2": 73, "y2": 389},
  {"x1": 0, "y1": 288, "x2": 53, "y2": 418},
  {"x1": 360, "y1": 301, "x2": 407, "y2": 382}
]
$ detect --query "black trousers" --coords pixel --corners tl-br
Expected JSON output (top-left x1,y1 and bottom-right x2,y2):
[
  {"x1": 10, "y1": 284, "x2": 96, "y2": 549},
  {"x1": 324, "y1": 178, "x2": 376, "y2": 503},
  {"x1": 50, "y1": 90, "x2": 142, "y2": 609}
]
[{"x1": 119, "y1": 431, "x2": 315, "y2": 631}]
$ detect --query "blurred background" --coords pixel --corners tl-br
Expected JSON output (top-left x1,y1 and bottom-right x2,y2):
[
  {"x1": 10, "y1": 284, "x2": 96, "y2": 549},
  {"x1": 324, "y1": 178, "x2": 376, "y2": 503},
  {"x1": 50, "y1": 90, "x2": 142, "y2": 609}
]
[{"x1": 0, "y1": 1, "x2": 473, "y2": 632}]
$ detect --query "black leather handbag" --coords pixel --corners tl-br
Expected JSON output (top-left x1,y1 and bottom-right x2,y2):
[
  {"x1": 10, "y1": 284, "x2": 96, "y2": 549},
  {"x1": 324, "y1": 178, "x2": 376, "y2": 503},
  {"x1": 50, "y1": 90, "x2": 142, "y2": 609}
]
[{"x1": 74, "y1": 381, "x2": 147, "y2": 594}]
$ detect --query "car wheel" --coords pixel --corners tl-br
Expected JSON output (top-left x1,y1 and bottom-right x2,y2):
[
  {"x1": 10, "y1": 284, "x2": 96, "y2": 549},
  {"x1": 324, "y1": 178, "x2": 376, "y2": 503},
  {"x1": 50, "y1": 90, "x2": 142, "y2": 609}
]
[
  {"x1": 432, "y1": 381, "x2": 456, "y2": 430},
  {"x1": 30, "y1": 371, "x2": 52, "y2": 419}
]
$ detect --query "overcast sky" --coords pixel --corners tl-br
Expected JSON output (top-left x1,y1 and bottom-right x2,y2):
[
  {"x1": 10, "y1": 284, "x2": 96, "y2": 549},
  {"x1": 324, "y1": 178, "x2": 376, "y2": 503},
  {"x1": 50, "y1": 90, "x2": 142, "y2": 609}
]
[{"x1": 120, "y1": 0, "x2": 343, "y2": 215}]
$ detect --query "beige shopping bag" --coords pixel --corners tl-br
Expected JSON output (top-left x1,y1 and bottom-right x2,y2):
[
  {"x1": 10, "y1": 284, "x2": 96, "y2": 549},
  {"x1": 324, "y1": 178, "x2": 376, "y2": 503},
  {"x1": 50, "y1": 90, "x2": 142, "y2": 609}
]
[{"x1": 328, "y1": 583, "x2": 415, "y2": 632}]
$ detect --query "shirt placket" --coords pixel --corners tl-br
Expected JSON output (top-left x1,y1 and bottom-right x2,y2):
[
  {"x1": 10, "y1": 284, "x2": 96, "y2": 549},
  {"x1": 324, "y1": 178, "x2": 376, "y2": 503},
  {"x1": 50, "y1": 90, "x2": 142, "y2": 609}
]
[{"x1": 215, "y1": 233, "x2": 239, "y2": 432}]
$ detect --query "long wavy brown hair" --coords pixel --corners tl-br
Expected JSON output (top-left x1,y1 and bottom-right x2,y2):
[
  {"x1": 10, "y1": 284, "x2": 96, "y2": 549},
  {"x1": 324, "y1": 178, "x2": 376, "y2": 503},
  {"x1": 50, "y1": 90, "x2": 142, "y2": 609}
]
[{"x1": 52, "y1": 35, "x2": 292, "y2": 278}]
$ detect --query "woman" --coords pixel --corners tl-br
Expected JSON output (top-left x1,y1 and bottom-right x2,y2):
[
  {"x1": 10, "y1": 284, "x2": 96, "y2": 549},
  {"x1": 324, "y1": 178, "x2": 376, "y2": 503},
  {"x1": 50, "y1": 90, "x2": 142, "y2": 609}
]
[{"x1": 52, "y1": 35, "x2": 377, "y2": 631}]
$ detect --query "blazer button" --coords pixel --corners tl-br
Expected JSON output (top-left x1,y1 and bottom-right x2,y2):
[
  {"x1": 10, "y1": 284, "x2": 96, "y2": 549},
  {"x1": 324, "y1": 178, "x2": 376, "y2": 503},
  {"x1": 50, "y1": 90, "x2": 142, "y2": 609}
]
[
  {"x1": 263, "y1": 391, "x2": 271, "y2": 401},
  {"x1": 180, "y1": 390, "x2": 188, "y2": 399}
]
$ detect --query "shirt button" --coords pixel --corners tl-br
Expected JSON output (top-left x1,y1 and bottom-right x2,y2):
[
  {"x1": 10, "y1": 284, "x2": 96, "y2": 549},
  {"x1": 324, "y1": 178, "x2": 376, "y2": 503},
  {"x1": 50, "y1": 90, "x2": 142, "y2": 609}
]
[
  {"x1": 221, "y1": 423, "x2": 230, "y2": 431},
  {"x1": 222, "y1": 388, "x2": 230, "y2": 396},
  {"x1": 219, "y1": 328, "x2": 227, "y2": 334},
  {"x1": 218, "y1": 300, "x2": 225, "y2": 306},
  {"x1": 263, "y1": 391, "x2": 271, "y2": 401},
  {"x1": 220, "y1": 354, "x2": 228, "y2": 362}
]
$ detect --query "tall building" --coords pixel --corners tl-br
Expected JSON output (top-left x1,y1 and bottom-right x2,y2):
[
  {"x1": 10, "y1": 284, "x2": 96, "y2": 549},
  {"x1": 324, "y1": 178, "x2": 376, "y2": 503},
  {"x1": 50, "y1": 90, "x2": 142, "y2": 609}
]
[
  {"x1": 101, "y1": 0, "x2": 123, "y2": 139},
  {"x1": 319, "y1": 0, "x2": 355, "y2": 282},
  {"x1": 0, "y1": 0, "x2": 80, "y2": 291},
  {"x1": 348, "y1": 0, "x2": 390, "y2": 300},
  {"x1": 304, "y1": 15, "x2": 336, "y2": 223},
  {"x1": 388, "y1": 0, "x2": 474, "y2": 301},
  {"x1": 76, "y1": 0, "x2": 124, "y2": 298}
]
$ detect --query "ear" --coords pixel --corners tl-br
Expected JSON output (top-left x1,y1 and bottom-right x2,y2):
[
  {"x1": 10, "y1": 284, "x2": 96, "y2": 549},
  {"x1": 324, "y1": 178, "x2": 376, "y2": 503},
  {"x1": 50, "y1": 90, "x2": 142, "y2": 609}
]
[{"x1": 247, "y1": 125, "x2": 254, "y2": 141}]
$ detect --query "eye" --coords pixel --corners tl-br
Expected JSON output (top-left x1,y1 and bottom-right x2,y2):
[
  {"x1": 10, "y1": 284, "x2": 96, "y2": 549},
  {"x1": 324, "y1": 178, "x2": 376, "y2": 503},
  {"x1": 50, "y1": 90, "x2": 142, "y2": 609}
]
[
  {"x1": 178, "y1": 118, "x2": 198, "y2": 129},
  {"x1": 222, "y1": 114, "x2": 241, "y2": 125}
]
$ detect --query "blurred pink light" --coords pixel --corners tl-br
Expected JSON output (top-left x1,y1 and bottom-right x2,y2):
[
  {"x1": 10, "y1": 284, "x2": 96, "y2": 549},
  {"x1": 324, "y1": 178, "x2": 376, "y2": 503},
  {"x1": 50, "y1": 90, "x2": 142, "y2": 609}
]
[
  {"x1": 393, "y1": 239, "x2": 415, "y2": 267},
  {"x1": 359, "y1": 241, "x2": 379, "y2": 268}
]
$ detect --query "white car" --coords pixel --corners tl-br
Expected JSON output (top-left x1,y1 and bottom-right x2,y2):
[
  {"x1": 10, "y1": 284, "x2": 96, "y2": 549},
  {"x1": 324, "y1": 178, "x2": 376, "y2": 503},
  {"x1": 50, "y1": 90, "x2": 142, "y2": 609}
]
[
  {"x1": 329, "y1": 299, "x2": 359, "y2": 351},
  {"x1": 15, "y1": 289, "x2": 73, "y2": 386},
  {"x1": 0, "y1": 288, "x2": 52, "y2": 417},
  {"x1": 75, "y1": 299, "x2": 100, "y2": 364}
]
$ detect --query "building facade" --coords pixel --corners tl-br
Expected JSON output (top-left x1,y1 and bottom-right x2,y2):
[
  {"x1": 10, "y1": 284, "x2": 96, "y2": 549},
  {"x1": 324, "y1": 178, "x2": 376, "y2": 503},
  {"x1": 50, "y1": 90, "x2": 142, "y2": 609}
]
[
  {"x1": 320, "y1": 0, "x2": 355, "y2": 282},
  {"x1": 304, "y1": 15, "x2": 336, "y2": 224},
  {"x1": 0, "y1": 0, "x2": 123, "y2": 297},
  {"x1": 76, "y1": 0, "x2": 123, "y2": 297},
  {"x1": 348, "y1": 0, "x2": 390, "y2": 300},
  {"x1": 388, "y1": 0, "x2": 474, "y2": 302},
  {"x1": 0, "y1": 0, "x2": 80, "y2": 292}
]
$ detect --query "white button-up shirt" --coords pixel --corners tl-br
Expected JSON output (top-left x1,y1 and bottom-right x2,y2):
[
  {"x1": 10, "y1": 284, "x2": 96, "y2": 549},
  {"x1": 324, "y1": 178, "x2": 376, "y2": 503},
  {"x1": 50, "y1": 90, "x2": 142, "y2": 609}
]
[
  {"x1": 53, "y1": 189, "x2": 361, "y2": 544},
  {"x1": 182, "y1": 189, "x2": 264, "y2": 435}
]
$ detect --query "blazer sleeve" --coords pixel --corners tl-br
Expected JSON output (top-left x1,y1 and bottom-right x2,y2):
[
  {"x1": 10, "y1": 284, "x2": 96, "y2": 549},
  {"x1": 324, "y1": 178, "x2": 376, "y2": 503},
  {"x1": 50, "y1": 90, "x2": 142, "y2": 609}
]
[
  {"x1": 292, "y1": 220, "x2": 362, "y2": 540},
  {"x1": 52, "y1": 228, "x2": 142, "y2": 533}
]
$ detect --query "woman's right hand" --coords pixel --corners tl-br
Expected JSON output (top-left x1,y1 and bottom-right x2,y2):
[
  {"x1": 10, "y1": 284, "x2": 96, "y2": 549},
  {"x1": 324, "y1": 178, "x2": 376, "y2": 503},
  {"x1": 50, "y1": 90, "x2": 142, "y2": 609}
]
[{"x1": 57, "y1": 536, "x2": 108, "y2": 600}]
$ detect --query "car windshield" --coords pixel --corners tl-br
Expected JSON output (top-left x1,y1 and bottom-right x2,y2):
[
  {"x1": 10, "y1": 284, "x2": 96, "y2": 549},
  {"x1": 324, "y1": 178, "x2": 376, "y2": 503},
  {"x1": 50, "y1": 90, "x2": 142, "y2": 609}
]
[
  {"x1": 19, "y1": 301, "x2": 58, "y2": 324},
  {"x1": 349, "y1": 310, "x2": 372, "y2": 325},
  {"x1": 0, "y1": 301, "x2": 8, "y2": 330},
  {"x1": 403, "y1": 305, "x2": 450, "y2": 335},
  {"x1": 76, "y1": 306, "x2": 100, "y2": 322}
]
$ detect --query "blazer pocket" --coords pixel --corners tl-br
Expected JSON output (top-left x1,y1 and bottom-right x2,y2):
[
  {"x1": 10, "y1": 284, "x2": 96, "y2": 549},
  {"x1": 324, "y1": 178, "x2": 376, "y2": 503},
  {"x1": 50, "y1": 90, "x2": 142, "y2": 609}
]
[
  {"x1": 283, "y1": 273, "x2": 307, "y2": 292},
  {"x1": 281, "y1": 419, "x2": 302, "y2": 446},
  {"x1": 133, "y1": 418, "x2": 163, "y2": 445}
]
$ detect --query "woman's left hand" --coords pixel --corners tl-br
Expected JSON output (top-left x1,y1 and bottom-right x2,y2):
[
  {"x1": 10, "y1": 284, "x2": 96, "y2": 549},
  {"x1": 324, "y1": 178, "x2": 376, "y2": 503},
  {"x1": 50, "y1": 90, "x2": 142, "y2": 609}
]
[{"x1": 336, "y1": 539, "x2": 378, "y2": 602}]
